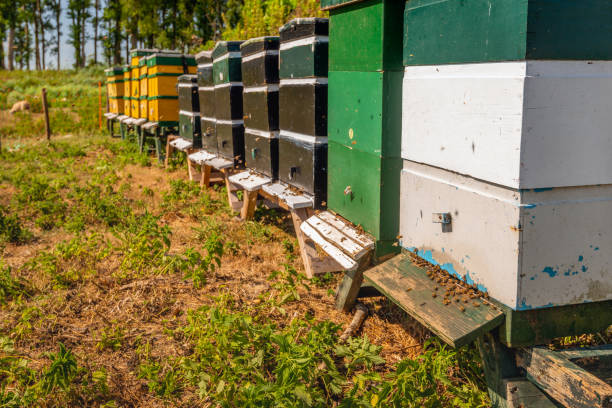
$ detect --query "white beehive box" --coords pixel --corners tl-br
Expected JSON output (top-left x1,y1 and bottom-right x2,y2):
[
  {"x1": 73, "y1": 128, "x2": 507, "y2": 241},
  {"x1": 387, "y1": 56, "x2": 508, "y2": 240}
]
[
  {"x1": 399, "y1": 60, "x2": 612, "y2": 311},
  {"x1": 399, "y1": 161, "x2": 612, "y2": 310},
  {"x1": 401, "y1": 61, "x2": 612, "y2": 189}
]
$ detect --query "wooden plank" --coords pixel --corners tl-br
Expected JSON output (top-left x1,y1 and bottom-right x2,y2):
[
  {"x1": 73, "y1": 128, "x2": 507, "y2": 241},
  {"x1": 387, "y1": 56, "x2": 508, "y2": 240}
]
[
  {"x1": 504, "y1": 378, "x2": 557, "y2": 408},
  {"x1": 335, "y1": 254, "x2": 372, "y2": 312},
  {"x1": 300, "y1": 222, "x2": 357, "y2": 271},
  {"x1": 169, "y1": 137, "x2": 193, "y2": 152},
  {"x1": 364, "y1": 253, "x2": 504, "y2": 348},
  {"x1": 205, "y1": 157, "x2": 234, "y2": 170},
  {"x1": 261, "y1": 182, "x2": 314, "y2": 209},
  {"x1": 477, "y1": 332, "x2": 523, "y2": 407},
  {"x1": 229, "y1": 171, "x2": 272, "y2": 192},
  {"x1": 305, "y1": 215, "x2": 367, "y2": 259},
  {"x1": 516, "y1": 347, "x2": 612, "y2": 408},
  {"x1": 317, "y1": 211, "x2": 375, "y2": 249},
  {"x1": 240, "y1": 189, "x2": 259, "y2": 220},
  {"x1": 559, "y1": 345, "x2": 612, "y2": 361},
  {"x1": 188, "y1": 150, "x2": 216, "y2": 164}
]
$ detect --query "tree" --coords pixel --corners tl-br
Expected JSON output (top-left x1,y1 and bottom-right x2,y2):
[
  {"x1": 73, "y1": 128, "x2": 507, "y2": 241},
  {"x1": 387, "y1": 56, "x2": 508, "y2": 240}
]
[
  {"x1": 92, "y1": 0, "x2": 99, "y2": 64},
  {"x1": 102, "y1": 0, "x2": 122, "y2": 65},
  {"x1": 67, "y1": 0, "x2": 92, "y2": 68},
  {"x1": 46, "y1": 0, "x2": 62, "y2": 69}
]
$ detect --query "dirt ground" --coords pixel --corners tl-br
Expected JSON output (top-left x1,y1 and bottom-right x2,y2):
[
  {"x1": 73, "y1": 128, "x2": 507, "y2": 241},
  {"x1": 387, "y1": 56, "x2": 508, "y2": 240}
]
[{"x1": 0, "y1": 139, "x2": 431, "y2": 406}]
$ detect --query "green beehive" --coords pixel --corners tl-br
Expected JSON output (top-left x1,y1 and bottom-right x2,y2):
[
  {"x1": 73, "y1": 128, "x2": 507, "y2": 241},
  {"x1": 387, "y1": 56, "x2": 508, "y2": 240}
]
[{"x1": 324, "y1": 0, "x2": 404, "y2": 258}]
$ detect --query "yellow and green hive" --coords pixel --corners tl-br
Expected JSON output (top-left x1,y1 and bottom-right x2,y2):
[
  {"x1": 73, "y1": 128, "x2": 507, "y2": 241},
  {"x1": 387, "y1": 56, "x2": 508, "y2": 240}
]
[
  {"x1": 122, "y1": 65, "x2": 131, "y2": 117},
  {"x1": 105, "y1": 67, "x2": 124, "y2": 115},
  {"x1": 147, "y1": 53, "x2": 197, "y2": 125}
]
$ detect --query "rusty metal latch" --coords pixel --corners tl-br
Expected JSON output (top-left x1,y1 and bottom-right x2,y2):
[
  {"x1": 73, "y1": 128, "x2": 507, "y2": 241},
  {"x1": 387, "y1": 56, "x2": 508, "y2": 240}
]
[{"x1": 432, "y1": 213, "x2": 451, "y2": 224}]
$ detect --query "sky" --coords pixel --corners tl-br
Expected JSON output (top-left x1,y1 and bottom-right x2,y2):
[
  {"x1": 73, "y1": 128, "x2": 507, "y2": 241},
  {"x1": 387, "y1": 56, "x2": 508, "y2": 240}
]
[{"x1": 2, "y1": 0, "x2": 102, "y2": 70}]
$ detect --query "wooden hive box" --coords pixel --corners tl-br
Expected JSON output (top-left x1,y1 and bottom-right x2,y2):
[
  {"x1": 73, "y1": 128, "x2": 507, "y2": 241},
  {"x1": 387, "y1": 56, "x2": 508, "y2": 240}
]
[
  {"x1": 196, "y1": 51, "x2": 217, "y2": 153},
  {"x1": 178, "y1": 74, "x2": 201, "y2": 147},
  {"x1": 212, "y1": 41, "x2": 245, "y2": 166},
  {"x1": 130, "y1": 65, "x2": 140, "y2": 118},
  {"x1": 241, "y1": 36, "x2": 280, "y2": 179},
  {"x1": 122, "y1": 66, "x2": 131, "y2": 117},
  {"x1": 278, "y1": 18, "x2": 329, "y2": 208},
  {"x1": 146, "y1": 53, "x2": 196, "y2": 125},
  {"x1": 138, "y1": 59, "x2": 149, "y2": 120},
  {"x1": 399, "y1": 0, "x2": 612, "y2": 313},
  {"x1": 105, "y1": 67, "x2": 124, "y2": 114},
  {"x1": 322, "y1": 0, "x2": 404, "y2": 258},
  {"x1": 129, "y1": 49, "x2": 157, "y2": 119}
]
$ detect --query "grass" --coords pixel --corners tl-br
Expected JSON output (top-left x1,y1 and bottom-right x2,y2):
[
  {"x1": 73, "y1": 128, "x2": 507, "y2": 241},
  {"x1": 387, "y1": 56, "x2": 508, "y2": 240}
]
[
  {"x1": 0, "y1": 70, "x2": 608, "y2": 407},
  {"x1": 0, "y1": 67, "x2": 106, "y2": 140}
]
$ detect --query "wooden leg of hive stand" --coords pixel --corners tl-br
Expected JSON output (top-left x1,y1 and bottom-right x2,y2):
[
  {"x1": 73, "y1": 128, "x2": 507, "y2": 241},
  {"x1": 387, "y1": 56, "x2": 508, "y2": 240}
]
[
  {"x1": 200, "y1": 164, "x2": 211, "y2": 188},
  {"x1": 186, "y1": 149, "x2": 199, "y2": 181},
  {"x1": 221, "y1": 168, "x2": 242, "y2": 212},
  {"x1": 335, "y1": 253, "x2": 372, "y2": 312},
  {"x1": 240, "y1": 188, "x2": 259, "y2": 220},
  {"x1": 164, "y1": 135, "x2": 177, "y2": 168},
  {"x1": 476, "y1": 331, "x2": 557, "y2": 408},
  {"x1": 290, "y1": 207, "x2": 343, "y2": 279},
  {"x1": 291, "y1": 207, "x2": 316, "y2": 278}
]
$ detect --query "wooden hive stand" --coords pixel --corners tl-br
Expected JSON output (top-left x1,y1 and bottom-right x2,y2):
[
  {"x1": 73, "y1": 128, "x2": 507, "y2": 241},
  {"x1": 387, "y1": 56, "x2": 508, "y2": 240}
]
[
  {"x1": 186, "y1": 150, "x2": 225, "y2": 187},
  {"x1": 343, "y1": 250, "x2": 612, "y2": 407},
  {"x1": 140, "y1": 121, "x2": 177, "y2": 163},
  {"x1": 103, "y1": 113, "x2": 121, "y2": 138}
]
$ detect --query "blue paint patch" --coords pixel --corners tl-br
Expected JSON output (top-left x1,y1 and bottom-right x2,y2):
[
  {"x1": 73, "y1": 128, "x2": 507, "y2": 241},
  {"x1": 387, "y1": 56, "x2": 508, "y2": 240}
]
[
  {"x1": 415, "y1": 249, "x2": 488, "y2": 292},
  {"x1": 594, "y1": 247, "x2": 599, "y2": 251},
  {"x1": 524, "y1": 203, "x2": 537, "y2": 209},
  {"x1": 578, "y1": 255, "x2": 584, "y2": 262},
  {"x1": 530, "y1": 276, "x2": 536, "y2": 280},
  {"x1": 542, "y1": 266, "x2": 558, "y2": 277},
  {"x1": 533, "y1": 187, "x2": 554, "y2": 192},
  {"x1": 581, "y1": 265, "x2": 588, "y2": 273},
  {"x1": 519, "y1": 299, "x2": 533, "y2": 310},
  {"x1": 441, "y1": 247, "x2": 445, "y2": 253},
  {"x1": 564, "y1": 271, "x2": 570, "y2": 276}
]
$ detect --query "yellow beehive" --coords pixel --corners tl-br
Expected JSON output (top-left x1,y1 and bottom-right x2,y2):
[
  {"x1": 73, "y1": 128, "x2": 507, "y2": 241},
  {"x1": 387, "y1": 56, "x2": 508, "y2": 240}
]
[
  {"x1": 139, "y1": 59, "x2": 148, "y2": 120},
  {"x1": 130, "y1": 65, "x2": 140, "y2": 118},
  {"x1": 146, "y1": 53, "x2": 196, "y2": 124},
  {"x1": 122, "y1": 66, "x2": 131, "y2": 117},
  {"x1": 105, "y1": 67, "x2": 124, "y2": 115}
]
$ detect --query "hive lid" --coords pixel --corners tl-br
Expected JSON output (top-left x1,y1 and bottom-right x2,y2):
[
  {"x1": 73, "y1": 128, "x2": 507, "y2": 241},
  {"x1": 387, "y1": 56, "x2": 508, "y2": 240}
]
[
  {"x1": 320, "y1": 0, "x2": 366, "y2": 10},
  {"x1": 279, "y1": 18, "x2": 329, "y2": 42},
  {"x1": 105, "y1": 67, "x2": 124, "y2": 76},
  {"x1": 212, "y1": 41, "x2": 244, "y2": 60},
  {"x1": 240, "y1": 36, "x2": 280, "y2": 57},
  {"x1": 178, "y1": 74, "x2": 198, "y2": 84},
  {"x1": 146, "y1": 53, "x2": 197, "y2": 67},
  {"x1": 129, "y1": 48, "x2": 158, "y2": 57},
  {"x1": 196, "y1": 50, "x2": 213, "y2": 64}
]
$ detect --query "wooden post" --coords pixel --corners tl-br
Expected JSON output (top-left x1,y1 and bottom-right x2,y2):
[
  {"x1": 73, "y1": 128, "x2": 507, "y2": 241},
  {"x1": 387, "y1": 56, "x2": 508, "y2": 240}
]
[
  {"x1": 98, "y1": 81, "x2": 102, "y2": 130},
  {"x1": 41, "y1": 88, "x2": 51, "y2": 141}
]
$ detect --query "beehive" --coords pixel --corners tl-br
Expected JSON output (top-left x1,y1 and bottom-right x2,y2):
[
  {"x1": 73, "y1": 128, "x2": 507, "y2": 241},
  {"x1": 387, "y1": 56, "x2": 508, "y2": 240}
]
[
  {"x1": 138, "y1": 59, "x2": 149, "y2": 120},
  {"x1": 278, "y1": 18, "x2": 329, "y2": 207},
  {"x1": 105, "y1": 67, "x2": 124, "y2": 114},
  {"x1": 196, "y1": 51, "x2": 217, "y2": 153},
  {"x1": 241, "y1": 36, "x2": 280, "y2": 179},
  {"x1": 212, "y1": 41, "x2": 244, "y2": 166},
  {"x1": 323, "y1": 0, "x2": 404, "y2": 257},
  {"x1": 129, "y1": 49, "x2": 157, "y2": 119},
  {"x1": 131, "y1": 65, "x2": 141, "y2": 118},
  {"x1": 398, "y1": 0, "x2": 612, "y2": 310},
  {"x1": 178, "y1": 74, "x2": 201, "y2": 147},
  {"x1": 146, "y1": 53, "x2": 196, "y2": 125},
  {"x1": 122, "y1": 66, "x2": 131, "y2": 117}
]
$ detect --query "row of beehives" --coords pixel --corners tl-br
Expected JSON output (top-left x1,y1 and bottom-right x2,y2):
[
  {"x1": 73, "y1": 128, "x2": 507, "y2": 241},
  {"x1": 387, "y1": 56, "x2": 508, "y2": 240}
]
[
  {"x1": 106, "y1": 18, "x2": 329, "y2": 207},
  {"x1": 105, "y1": 50, "x2": 196, "y2": 124},
  {"x1": 106, "y1": 2, "x2": 612, "y2": 314}
]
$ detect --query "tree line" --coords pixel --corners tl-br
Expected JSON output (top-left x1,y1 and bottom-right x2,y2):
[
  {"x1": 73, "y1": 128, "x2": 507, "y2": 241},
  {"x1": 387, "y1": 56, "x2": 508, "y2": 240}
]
[{"x1": 0, "y1": 0, "x2": 325, "y2": 70}]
